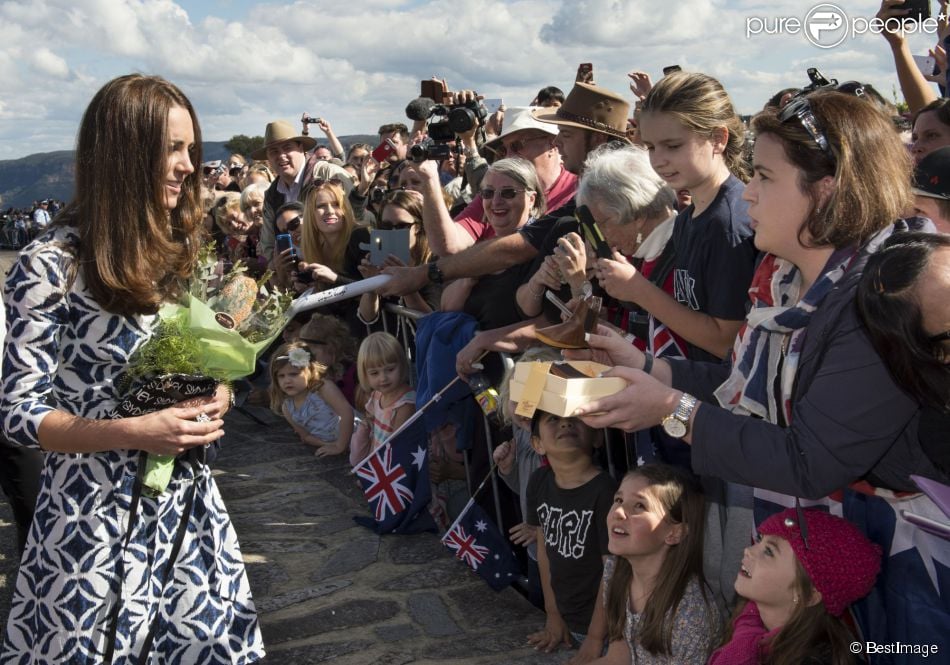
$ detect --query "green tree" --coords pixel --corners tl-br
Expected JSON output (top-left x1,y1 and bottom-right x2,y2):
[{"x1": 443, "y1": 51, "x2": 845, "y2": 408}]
[{"x1": 225, "y1": 134, "x2": 265, "y2": 158}]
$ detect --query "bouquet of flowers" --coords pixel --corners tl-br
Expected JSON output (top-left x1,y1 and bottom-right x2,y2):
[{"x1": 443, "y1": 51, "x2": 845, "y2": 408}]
[{"x1": 115, "y1": 244, "x2": 293, "y2": 495}]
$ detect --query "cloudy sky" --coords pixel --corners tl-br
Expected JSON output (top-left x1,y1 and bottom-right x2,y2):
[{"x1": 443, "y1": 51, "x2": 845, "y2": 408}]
[{"x1": 0, "y1": 0, "x2": 942, "y2": 160}]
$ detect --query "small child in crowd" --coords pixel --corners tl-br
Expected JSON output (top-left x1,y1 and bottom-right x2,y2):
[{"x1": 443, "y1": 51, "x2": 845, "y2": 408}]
[
  {"x1": 595, "y1": 464, "x2": 720, "y2": 664},
  {"x1": 298, "y1": 313, "x2": 359, "y2": 408},
  {"x1": 709, "y1": 508, "x2": 882, "y2": 665},
  {"x1": 349, "y1": 332, "x2": 416, "y2": 467},
  {"x1": 493, "y1": 348, "x2": 561, "y2": 608},
  {"x1": 269, "y1": 341, "x2": 354, "y2": 457},
  {"x1": 525, "y1": 408, "x2": 616, "y2": 659}
]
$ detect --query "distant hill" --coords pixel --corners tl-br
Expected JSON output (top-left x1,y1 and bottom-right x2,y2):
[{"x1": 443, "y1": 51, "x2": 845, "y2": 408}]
[{"x1": 0, "y1": 136, "x2": 377, "y2": 210}]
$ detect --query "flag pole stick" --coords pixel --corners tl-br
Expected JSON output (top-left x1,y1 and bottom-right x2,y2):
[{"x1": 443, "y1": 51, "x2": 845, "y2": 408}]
[{"x1": 351, "y1": 349, "x2": 490, "y2": 472}]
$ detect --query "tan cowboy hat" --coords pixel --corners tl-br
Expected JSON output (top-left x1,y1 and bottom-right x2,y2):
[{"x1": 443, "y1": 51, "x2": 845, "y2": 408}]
[
  {"x1": 251, "y1": 120, "x2": 317, "y2": 160},
  {"x1": 533, "y1": 82, "x2": 629, "y2": 140}
]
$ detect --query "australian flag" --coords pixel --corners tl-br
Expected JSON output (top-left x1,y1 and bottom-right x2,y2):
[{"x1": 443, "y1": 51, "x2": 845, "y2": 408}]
[
  {"x1": 353, "y1": 415, "x2": 435, "y2": 534},
  {"x1": 755, "y1": 488, "x2": 950, "y2": 664},
  {"x1": 441, "y1": 499, "x2": 521, "y2": 591}
]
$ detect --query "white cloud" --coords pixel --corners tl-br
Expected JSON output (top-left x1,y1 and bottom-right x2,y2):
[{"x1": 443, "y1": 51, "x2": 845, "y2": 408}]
[
  {"x1": 0, "y1": 0, "x2": 944, "y2": 160},
  {"x1": 30, "y1": 48, "x2": 70, "y2": 79}
]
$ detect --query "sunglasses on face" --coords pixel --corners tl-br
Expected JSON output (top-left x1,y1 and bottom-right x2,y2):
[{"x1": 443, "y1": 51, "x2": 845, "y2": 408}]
[
  {"x1": 496, "y1": 134, "x2": 550, "y2": 157},
  {"x1": 777, "y1": 96, "x2": 835, "y2": 163},
  {"x1": 378, "y1": 220, "x2": 415, "y2": 230},
  {"x1": 480, "y1": 187, "x2": 527, "y2": 201},
  {"x1": 930, "y1": 330, "x2": 950, "y2": 343},
  {"x1": 284, "y1": 216, "x2": 302, "y2": 232}
]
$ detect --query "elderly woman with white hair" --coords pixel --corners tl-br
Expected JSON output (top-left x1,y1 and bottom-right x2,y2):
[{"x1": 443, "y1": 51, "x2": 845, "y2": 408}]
[
  {"x1": 516, "y1": 144, "x2": 683, "y2": 356},
  {"x1": 240, "y1": 181, "x2": 269, "y2": 232}
]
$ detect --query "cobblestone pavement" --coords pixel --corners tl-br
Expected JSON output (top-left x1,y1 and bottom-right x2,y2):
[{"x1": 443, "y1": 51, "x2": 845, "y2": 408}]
[
  {"x1": 1, "y1": 407, "x2": 569, "y2": 663},
  {"x1": 0, "y1": 244, "x2": 572, "y2": 664}
]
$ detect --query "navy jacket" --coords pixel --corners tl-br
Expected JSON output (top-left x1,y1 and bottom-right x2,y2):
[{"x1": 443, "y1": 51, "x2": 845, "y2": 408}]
[{"x1": 669, "y1": 233, "x2": 945, "y2": 499}]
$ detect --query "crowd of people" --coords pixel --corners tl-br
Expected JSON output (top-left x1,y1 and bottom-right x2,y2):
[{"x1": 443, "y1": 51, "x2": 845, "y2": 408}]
[
  {"x1": 1, "y1": 5, "x2": 949, "y2": 663},
  {"x1": 0, "y1": 199, "x2": 64, "y2": 249}
]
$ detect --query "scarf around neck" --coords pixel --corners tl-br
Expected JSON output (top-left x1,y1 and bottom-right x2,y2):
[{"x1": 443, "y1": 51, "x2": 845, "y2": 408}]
[{"x1": 714, "y1": 247, "x2": 856, "y2": 424}]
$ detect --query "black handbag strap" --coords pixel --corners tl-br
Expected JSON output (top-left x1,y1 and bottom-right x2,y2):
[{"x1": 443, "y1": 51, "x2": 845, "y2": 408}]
[
  {"x1": 135, "y1": 457, "x2": 201, "y2": 665},
  {"x1": 102, "y1": 454, "x2": 201, "y2": 664},
  {"x1": 103, "y1": 452, "x2": 147, "y2": 664}
]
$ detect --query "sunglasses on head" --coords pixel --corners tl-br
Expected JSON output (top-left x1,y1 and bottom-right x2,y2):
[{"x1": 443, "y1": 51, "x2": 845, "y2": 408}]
[
  {"x1": 778, "y1": 96, "x2": 835, "y2": 163},
  {"x1": 480, "y1": 186, "x2": 526, "y2": 200},
  {"x1": 312, "y1": 177, "x2": 346, "y2": 188}
]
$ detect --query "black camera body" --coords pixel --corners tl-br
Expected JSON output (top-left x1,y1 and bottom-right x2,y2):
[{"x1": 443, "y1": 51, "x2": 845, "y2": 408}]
[
  {"x1": 406, "y1": 95, "x2": 488, "y2": 149},
  {"x1": 426, "y1": 99, "x2": 487, "y2": 139},
  {"x1": 409, "y1": 139, "x2": 454, "y2": 163}
]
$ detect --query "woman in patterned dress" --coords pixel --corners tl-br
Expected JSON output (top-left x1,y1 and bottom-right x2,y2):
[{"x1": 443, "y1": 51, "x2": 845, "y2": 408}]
[{"x1": 0, "y1": 74, "x2": 264, "y2": 664}]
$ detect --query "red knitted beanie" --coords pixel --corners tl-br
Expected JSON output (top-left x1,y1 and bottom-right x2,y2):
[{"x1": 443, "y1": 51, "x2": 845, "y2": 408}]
[{"x1": 757, "y1": 508, "x2": 882, "y2": 616}]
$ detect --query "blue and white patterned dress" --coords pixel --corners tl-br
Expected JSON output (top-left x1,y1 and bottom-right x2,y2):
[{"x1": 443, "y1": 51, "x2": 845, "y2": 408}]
[{"x1": 0, "y1": 227, "x2": 265, "y2": 664}]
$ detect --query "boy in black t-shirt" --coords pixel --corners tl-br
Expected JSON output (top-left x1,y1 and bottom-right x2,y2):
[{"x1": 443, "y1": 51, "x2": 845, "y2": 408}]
[{"x1": 525, "y1": 409, "x2": 617, "y2": 659}]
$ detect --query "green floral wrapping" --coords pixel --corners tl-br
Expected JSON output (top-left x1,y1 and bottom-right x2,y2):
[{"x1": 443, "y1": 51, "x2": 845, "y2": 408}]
[{"x1": 161, "y1": 293, "x2": 287, "y2": 381}]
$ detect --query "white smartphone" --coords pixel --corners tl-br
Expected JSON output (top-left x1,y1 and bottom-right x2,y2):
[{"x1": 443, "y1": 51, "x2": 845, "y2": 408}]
[
  {"x1": 913, "y1": 54, "x2": 937, "y2": 77},
  {"x1": 483, "y1": 98, "x2": 504, "y2": 114}
]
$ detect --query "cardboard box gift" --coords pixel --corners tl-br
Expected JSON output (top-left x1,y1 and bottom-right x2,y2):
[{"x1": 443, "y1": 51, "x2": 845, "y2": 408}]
[{"x1": 509, "y1": 360, "x2": 627, "y2": 418}]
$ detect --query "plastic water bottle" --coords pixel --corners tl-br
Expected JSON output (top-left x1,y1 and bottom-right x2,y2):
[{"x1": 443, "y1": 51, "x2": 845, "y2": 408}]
[{"x1": 468, "y1": 371, "x2": 499, "y2": 417}]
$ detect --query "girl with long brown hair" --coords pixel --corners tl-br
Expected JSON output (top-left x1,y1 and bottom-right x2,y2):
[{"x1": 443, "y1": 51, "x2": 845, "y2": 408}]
[{"x1": 598, "y1": 464, "x2": 719, "y2": 663}]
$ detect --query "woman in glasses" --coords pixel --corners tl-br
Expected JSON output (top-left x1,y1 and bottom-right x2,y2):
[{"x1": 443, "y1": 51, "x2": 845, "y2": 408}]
[
  {"x1": 569, "y1": 90, "x2": 950, "y2": 648},
  {"x1": 440, "y1": 158, "x2": 545, "y2": 329},
  {"x1": 357, "y1": 189, "x2": 439, "y2": 330}
]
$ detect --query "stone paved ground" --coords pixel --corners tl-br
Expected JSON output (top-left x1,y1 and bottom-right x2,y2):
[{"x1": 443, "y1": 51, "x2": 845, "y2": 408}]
[
  {"x1": 1, "y1": 406, "x2": 572, "y2": 664},
  {"x1": 0, "y1": 249, "x2": 572, "y2": 663}
]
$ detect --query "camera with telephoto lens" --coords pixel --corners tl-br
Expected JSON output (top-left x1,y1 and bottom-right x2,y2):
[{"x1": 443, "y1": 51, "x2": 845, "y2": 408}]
[
  {"x1": 408, "y1": 138, "x2": 453, "y2": 163},
  {"x1": 405, "y1": 84, "x2": 487, "y2": 163}
]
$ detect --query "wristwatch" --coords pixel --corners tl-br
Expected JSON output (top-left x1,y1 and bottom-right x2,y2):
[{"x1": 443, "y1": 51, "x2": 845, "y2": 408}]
[
  {"x1": 574, "y1": 280, "x2": 593, "y2": 300},
  {"x1": 661, "y1": 393, "x2": 698, "y2": 439},
  {"x1": 427, "y1": 260, "x2": 445, "y2": 285}
]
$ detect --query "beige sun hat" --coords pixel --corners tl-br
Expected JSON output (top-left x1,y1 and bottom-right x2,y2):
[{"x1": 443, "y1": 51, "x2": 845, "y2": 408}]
[{"x1": 484, "y1": 106, "x2": 559, "y2": 153}]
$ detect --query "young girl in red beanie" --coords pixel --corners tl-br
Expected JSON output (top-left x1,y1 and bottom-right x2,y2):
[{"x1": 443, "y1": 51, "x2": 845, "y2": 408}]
[{"x1": 709, "y1": 507, "x2": 882, "y2": 665}]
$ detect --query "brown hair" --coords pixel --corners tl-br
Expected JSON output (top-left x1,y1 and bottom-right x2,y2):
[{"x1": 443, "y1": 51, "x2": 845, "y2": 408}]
[
  {"x1": 299, "y1": 182, "x2": 357, "y2": 273},
  {"x1": 723, "y1": 562, "x2": 856, "y2": 665},
  {"x1": 57, "y1": 74, "x2": 203, "y2": 315},
  {"x1": 380, "y1": 189, "x2": 432, "y2": 266},
  {"x1": 298, "y1": 312, "x2": 356, "y2": 380},
  {"x1": 751, "y1": 92, "x2": 913, "y2": 249},
  {"x1": 604, "y1": 464, "x2": 710, "y2": 655},
  {"x1": 913, "y1": 98, "x2": 950, "y2": 131},
  {"x1": 640, "y1": 71, "x2": 750, "y2": 182},
  {"x1": 268, "y1": 341, "x2": 328, "y2": 414}
]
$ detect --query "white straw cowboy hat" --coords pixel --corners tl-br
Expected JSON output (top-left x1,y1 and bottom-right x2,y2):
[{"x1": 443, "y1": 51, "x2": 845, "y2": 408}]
[
  {"x1": 484, "y1": 106, "x2": 559, "y2": 154},
  {"x1": 251, "y1": 120, "x2": 317, "y2": 160}
]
